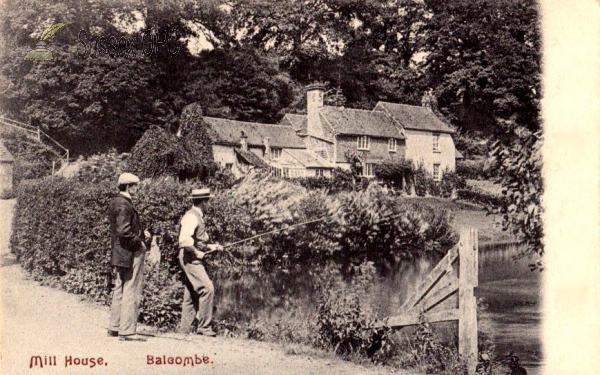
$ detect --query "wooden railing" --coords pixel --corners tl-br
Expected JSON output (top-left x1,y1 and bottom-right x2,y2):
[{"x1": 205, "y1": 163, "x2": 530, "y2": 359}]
[
  {"x1": 377, "y1": 228, "x2": 479, "y2": 373},
  {"x1": 0, "y1": 116, "x2": 70, "y2": 175}
]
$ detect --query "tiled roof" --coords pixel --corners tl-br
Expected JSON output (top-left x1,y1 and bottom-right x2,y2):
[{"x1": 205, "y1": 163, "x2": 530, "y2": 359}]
[
  {"x1": 234, "y1": 149, "x2": 269, "y2": 168},
  {"x1": 280, "y1": 114, "x2": 307, "y2": 133},
  {"x1": 284, "y1": 149, "x2": 334, "y2": 168},
  {"x1": 203, "y1": 117, "x2": 305, "y2": 149},
  {"x1": 373, "y1": 102, "x2": 455, "y2": 134},
  {"x1": 319, "y1": 106, "x2": 405, "y2": 139},
  {"x1": 0, "y1": 142, "x2": 14, "y2": 162}
]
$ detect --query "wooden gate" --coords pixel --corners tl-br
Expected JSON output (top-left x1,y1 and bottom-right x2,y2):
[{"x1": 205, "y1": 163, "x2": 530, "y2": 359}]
[{"x1": 380, "y1": 228, "x2": 479, "y2": 373}]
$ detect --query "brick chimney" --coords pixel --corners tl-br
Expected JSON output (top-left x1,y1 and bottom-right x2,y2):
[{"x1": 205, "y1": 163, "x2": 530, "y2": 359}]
[
  {"x1": 306, "y1": 83, "x2": 326, "y2": 138},
  {"x1": 240, "y1": 130, "x2": 248, "y2": 152},
  {"x1": 263, "y1": 137, "x2": 271, "y2": 160}
]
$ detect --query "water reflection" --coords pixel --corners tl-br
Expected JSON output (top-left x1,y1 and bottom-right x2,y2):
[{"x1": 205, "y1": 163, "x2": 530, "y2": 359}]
[
  {"x1": 477, "y1": 243, "x2": 543, "y2": 374},
  {"x1": 214, "y1": 242, "x2": 542, "y2": 373}
]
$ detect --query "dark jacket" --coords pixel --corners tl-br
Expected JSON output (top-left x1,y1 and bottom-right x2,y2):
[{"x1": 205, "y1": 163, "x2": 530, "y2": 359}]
[{"x1": 108, "y1": 194, "x2": 144, "y2": 268}]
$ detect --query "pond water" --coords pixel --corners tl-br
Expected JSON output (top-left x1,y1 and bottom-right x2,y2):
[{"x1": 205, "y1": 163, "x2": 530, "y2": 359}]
[
  {"x1": 477, "y1": 243, "x2": 543, "y2": 375},
  {"x1": 216, "y1": 242, "x2": 542, "y2": 373}
]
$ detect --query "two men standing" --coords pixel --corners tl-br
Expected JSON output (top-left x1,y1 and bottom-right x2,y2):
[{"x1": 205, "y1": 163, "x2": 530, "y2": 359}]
[{"x1": 107, "y1": 174, "x2": 221, "y2": 339}]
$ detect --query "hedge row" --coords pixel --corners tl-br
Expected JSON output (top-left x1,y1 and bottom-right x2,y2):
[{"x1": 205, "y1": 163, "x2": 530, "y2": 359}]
[
  {"x1": 10, "y1": 174, "x2": 458, "y2": 331},
  {"x1": 456, "y1": 187, "x2": 508, "y2": 210}
]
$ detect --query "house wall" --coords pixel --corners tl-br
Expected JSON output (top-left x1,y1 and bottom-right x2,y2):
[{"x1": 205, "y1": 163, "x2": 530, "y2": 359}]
[
  {"x1": 404, "y1": 129, "x2": 456, "y2": 175},
  {"x1": 335, "y1": 135, "x2": 406, "y2": 164},
  {"x1": 212, "y1": 145, "x2": 236, "y2": 166},
  {"x1": 306, "y1": 136, "x2": 334, "y2": 162}
]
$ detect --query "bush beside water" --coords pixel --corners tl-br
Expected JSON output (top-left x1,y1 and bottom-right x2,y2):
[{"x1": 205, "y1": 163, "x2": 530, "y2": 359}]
[{"x1": 10, "y1": 168, "x2": 498, "y2": 373}]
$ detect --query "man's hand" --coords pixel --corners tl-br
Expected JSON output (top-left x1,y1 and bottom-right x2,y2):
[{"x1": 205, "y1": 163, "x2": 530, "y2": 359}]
[
  {"x1": 206, "y1": 244, "x2": 223, "y2": 251},
  {"x1": 195, "y1": 249, "x2": 206, "y2": 260}
]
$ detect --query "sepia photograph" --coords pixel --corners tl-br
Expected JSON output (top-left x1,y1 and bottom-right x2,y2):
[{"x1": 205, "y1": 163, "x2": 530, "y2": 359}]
[{"x1": 0, "y1": 0, "x2": 598, "y2": 374}]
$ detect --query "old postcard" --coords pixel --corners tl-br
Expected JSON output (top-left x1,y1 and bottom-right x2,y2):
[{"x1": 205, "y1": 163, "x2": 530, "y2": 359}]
[{"x1": 1, "y1": 0, "x2": 599, "y2": 374}]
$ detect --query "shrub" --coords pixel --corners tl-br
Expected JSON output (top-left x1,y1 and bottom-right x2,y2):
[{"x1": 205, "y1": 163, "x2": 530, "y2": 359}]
[
  {"x1": 127, "y1": 105, "x2": 219, "y2": 181},
  {"x1": 456, "y1": 187, "x2": 507, "y2": 211},
  {"x1": 315, "y1": 262, "x2": 398, "y2": 363},
  {"x1": 456, "y1": 159, "x2": 490, "y2": 180},
  {"x1": 405, "y1": 323, "x2": 467, "y2": 374},
  {"x1": 289, "y1": 168, "x2": 370, "y2": 194},
  {"x1": 412, "y1": 162, "x2": 437, "y2": 197},
  {"x1": 1, "y1": 130, "x2": 60, "y2": 186},
  {"x1": 440, "y1": 168, "x2": 467, "y2": 198},
  {"x1": 75, "y1": 149, "x2": 127, "y2": 184},
  {"x1": 10, "y1": 172, "x2": 458, "y2": 347},
  {"x1": 373, "y1": 159, "x2": 414, "y2": 192},
  {"x1": 331, "y1": 184, "x2": 458, "y2": 273}
]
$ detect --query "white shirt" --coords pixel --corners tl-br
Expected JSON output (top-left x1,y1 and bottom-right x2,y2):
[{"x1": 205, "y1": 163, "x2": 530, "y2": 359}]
[
  {"x1": 119, "y1": 191, "x2": 132, "y2": 200},
  {"x1": 178, "y1": 206, "x2": 208, "y2": 248}
]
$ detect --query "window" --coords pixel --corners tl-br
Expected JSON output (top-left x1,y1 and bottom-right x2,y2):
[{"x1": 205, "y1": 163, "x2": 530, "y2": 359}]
[
  {"x1": 283, "y1": 168, "x2": 290, "y2": 178},
  {"x1": 362, "y1": 163, "x2": 374, "y2": 177},
  {"x1": 433, "y1": 133, "x2": 440, "y2": 152},
  {"x1": 357, "y1": 136, "x2": 370, "y2": 150},
  {"x1": 225, "y1": 163, "x2": 233, "y2": 170},
  {"x1": 315, "y1": 169, "x2": 324, "y2": 177},
  {"x1": 388, "y1": 138, "x2": 397, "y2": 152},
  {"x1": 271, "y1": 148, "x2": 282, "y2": 160},
  {"x1": 433, "y1": 163, "x2": 441, "y2": 181}
]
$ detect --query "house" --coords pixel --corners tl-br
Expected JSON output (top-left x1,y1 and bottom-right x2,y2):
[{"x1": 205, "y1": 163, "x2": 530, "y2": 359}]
[
  {"x1": 198, "y1": 83, "x2": 459, "y2": 180},
  {"x1": 203, "y1": 116, "x2": 334, "y2": 178},
  {"x1": 286, "y1": 83, "x2": 407, "y2": 177},
  {"x1": 373, "y1": 101, "x2": 457, "y2": 180}
]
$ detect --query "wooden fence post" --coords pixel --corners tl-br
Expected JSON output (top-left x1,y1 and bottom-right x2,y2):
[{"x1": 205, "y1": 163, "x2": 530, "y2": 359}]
[{"x1": 458, "y1": 228, "x2": 478, "y2": 374}]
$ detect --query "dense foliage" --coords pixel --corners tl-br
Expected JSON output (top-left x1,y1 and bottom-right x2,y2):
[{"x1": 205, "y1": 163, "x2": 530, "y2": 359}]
[
  {"x1": 2, "y1": 0, "x2": 543, "y2": 255},
  {"x1": 10, "y1": 173, "x2": 458, "y2": 329},
  {"x1": 0, "y1": 129, "x2": 60, "y2": 186}
]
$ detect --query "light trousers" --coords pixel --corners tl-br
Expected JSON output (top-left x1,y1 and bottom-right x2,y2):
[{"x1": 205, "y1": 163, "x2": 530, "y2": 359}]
[
  {"x1": 109, "y1": 250, "x2": 145, "y2": 335},
  {"x1": 178, "y1": 249, "x2": 214, "y2": 334}
]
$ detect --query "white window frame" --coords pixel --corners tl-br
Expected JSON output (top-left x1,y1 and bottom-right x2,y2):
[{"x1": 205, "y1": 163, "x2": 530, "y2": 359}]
[
  {"x1": 357, "y1": 136, "x2": 370, "y2": 150},
  {"x1": 433, "y1": 133, "x2": 440, "y2": 152},
  {"x1": 271, "y1": 148, "x2": 282, "y2": 160},
  {"x1": 433, "y1": 163, "x2": 441, "y2": 181},
  {"x1": 362, "y1": 163, "x2": 374, "y2": 177},
  {"x1": 315, "y1": 169, "x2": 324, "y2": 177},
  {"x1": 388, "y1": 138, "x2": 397, "y2": 152}
]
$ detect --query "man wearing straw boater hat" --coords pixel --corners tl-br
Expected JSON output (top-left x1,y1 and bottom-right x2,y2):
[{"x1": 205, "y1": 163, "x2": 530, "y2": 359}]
[
  {"x1": 107, "y1": 173, "x2": 148, "y2": 341},
  {"x1": 178, "y1": 188, "x2": 223, "y2": 336}
]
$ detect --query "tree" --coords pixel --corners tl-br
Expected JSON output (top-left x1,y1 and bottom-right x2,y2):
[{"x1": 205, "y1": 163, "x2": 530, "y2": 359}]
[{"x1": 421, "y1": 0, "x2": 543, "y2": 258}]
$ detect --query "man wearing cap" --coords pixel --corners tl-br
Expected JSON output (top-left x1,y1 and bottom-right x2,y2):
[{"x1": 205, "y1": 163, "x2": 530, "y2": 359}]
[
  {"x1": 107, "y1": 173, "x2": 148, "y2": 341},
  {"x1": 178, "y1": 188, "x2": 223, "y2": 336}
]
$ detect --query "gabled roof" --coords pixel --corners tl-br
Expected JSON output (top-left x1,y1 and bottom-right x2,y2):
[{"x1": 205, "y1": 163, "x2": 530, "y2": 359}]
[
  {"x1": 373, "y1": 102, "x2": 455, "y2": 134},
  {"x1": 0, "y1": 142, "x2": 14, "y2": 162},
  {"x1": 455, "y1": 149, "x2": 465, "y2": 159},
  {"x1": 284, "y1": 149, "x2": 334, "y2": 169},
  {"x1": 280, "y1": 114, "x2": 307, "y2": 133},
  {"x1": 204, "y1": 117, "x2": 305, "y2": 149},
  {"x1": 234, "y1": 149, "x2": 269, "y2": 168},
  {"x1": 319, "y1": 106, "x2": 405, "y2": 139}
]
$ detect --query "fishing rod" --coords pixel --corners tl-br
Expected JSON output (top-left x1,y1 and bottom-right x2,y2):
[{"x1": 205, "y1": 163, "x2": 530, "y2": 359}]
[{"x1": 203, "y1": 216, "x2": 329, "y2": 256}]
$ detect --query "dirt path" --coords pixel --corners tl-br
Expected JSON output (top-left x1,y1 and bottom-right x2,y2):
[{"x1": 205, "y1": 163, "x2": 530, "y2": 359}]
[{"x1": 0, "y1": 199, "x2": 417, "y2": 375}]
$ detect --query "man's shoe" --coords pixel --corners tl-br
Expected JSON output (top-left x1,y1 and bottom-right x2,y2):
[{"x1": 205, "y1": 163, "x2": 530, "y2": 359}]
[
  {"x1": 119, "y1": 334, "x2": 148, "y2": 341},
  {"x1": 107, "y1": 330, "x2": 119, "y2": 337},
  {"x1": 196, "y1": 328, "x2": 217, "y2": 337}
]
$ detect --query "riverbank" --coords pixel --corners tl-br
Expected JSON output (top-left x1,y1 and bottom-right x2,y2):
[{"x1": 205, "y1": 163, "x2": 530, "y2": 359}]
[
  {"x1": 0, "y1": 198, "x2": 420, "y2": 375},
  {"x1": 405, "y1": 196, "x2": 518, "y2": 243}
]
